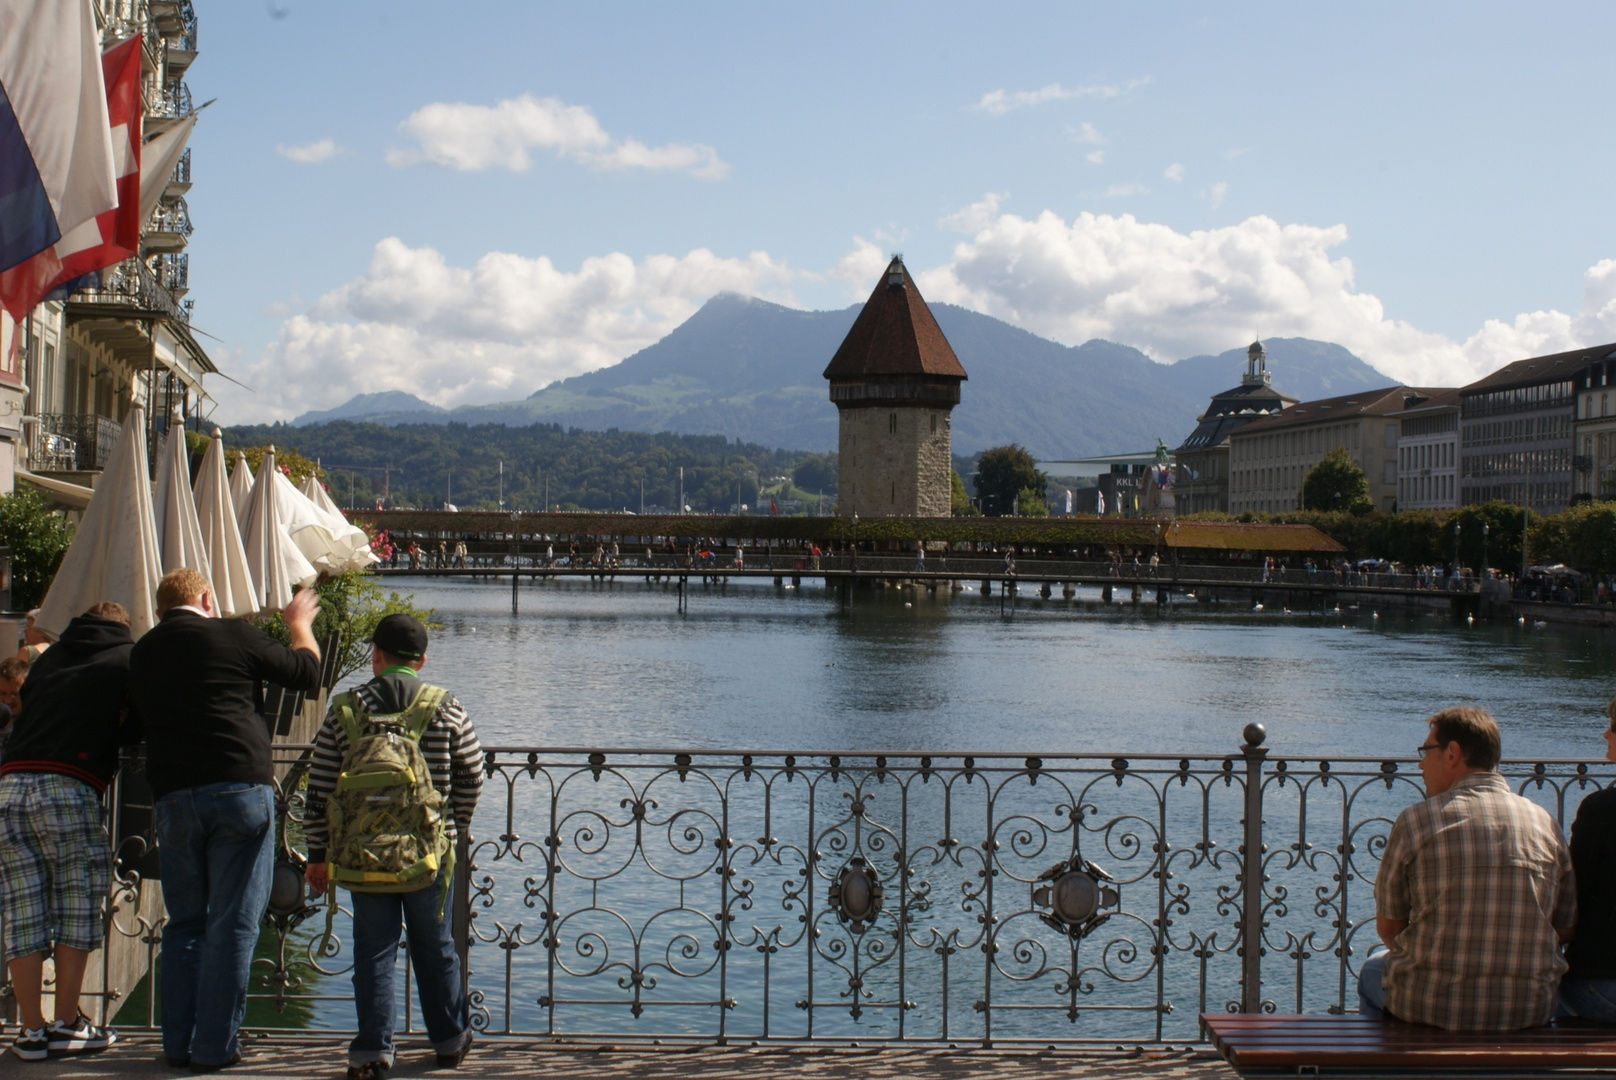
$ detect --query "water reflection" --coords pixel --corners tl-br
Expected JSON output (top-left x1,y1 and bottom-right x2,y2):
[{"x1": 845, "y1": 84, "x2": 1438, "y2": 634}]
[{"x1": 384, "y1": 577, "x2": 1616, "y2": 761}]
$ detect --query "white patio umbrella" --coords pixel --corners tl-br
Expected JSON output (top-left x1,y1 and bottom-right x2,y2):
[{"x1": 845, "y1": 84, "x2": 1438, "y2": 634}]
[
  {"x1": 286, "y1": 472, "x2": 378, "y2": 574},
  {"x1": 152, "y1": 411, "x2": 210, "y2": 577},
  {"x1": 35, "y1": 404, "x2": 163, "y2": 638},
  {"x1": 229, "y1": 450, "x2": 254, "y2": 532},
  {"x1": 241, "y1": 446, "x2": 318, "y2": 611},
  {"x1": 192, "y1": 430, "x2": 259, "y2": 618}
]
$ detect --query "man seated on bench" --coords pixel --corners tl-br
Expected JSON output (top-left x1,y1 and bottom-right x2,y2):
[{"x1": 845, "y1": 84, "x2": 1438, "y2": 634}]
[{"x1": 1359, "y1": 706, "x2": 1576, "y2": 1030}]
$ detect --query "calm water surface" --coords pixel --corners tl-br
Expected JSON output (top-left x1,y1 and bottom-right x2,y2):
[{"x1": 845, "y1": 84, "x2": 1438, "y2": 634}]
[{"x1": 373, "y1": 577, "x2": 1616, "y2": 762}]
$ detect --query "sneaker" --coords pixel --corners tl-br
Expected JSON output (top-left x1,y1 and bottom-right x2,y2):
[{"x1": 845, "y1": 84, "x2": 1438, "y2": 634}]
[
  {"x1": 345, "y1": 1062, "x2": 389, "y2": 1080},
  {"x1": 436, "y1": 1031, "x2": 473, "y2": 1068},
  {"x1": 46, "y1": 1014, "x2": 116, "y2": 1055},
  {"x1": 11, "y1": 1028, "x2": 48, "y2": 1061}
]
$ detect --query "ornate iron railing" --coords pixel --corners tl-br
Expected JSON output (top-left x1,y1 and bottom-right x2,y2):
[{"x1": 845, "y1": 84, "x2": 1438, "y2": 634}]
[
  {"x1": 35, "y1": 413, "x2": 122, "y2": 472},
  {"x1": 34, "y1": 731, "x2": 1600, "y2": 1046}
]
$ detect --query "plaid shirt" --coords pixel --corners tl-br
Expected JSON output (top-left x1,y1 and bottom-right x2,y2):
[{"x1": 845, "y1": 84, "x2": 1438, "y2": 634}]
[{"x1": 1375, "y1": 771, "x2": 1575, "y2": 1030}]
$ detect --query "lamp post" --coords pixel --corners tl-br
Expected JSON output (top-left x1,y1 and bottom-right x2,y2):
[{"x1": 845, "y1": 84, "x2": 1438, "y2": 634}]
[
  {"x1": 1482, "y1": 523, "x2": 1490, "y2": 578},
  {"x1": 1452, "y1": 520, "x2": 1461, "y2": 583}
]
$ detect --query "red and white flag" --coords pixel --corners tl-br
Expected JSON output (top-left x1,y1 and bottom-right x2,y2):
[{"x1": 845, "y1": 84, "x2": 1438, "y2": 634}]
[{"x1": 0, "y1": 35, "x2": 141, "y2": 321}]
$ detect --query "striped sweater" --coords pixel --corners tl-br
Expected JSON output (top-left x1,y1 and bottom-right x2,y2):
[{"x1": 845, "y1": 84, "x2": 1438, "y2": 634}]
[{"x1": 303, "y1": 673, "x2": 484, "y2": 864}]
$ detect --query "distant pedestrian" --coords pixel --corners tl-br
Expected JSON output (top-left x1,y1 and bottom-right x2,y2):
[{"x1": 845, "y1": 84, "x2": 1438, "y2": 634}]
[
  {"x1": 734, "y1": 545, "x2": 744, "y2": 570},
  {"x1": 15, "y1": 610, "x2": 54, "y2": 666},
  {"x1": 304, "y1": 615, "x2": 481, "y2": 1078},
  {"x1": 1148, "y1": 551, "x2": 1159, "y2": 577},
  {"x1": 452, "y1": 541, "x2": 467, "y2": 569},
  {"x1": 436, "y1": 540, "x2": 447, "y2": 568},
  {"x1": 914, "y1": 544, "x2": 926, "y2": 572},
  {"x1": 545, "y1": 543, "x2": 554, "y2": 568},
  {"x1": 129, "y1": 570, "x2": 323, "y2": 1070},
  {"x1": 0, "y1": 602, "x2": 136, "y2": 1061}
]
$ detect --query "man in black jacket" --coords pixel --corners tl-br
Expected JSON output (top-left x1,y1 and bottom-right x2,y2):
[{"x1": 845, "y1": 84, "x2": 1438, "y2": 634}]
[
  {"x1": 0, "y1": 602, "x2": 140, "y2": 1061},
  {"x1": 129, "y1": 569, "x2": 322, "y2": 1071}
]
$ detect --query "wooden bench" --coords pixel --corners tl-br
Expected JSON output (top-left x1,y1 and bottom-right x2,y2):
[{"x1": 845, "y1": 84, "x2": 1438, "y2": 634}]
[{"x1": 1202, "y1": 1013, "x2": 1616, "y2": 1073}]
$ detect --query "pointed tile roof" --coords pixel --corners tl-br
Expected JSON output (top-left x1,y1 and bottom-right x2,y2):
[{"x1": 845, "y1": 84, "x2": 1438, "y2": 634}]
[{"x1": 823, "y1": 257, "x2": 968, "y2": 381}]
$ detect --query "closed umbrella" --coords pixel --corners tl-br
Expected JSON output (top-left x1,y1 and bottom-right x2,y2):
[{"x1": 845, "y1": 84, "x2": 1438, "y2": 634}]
[
  {"x1": 35, "y1": 404, "x2": 163, "y2": 637},
  {"x1": 193, "y1": 430, "x2": 259, "y2": 618},
  {"x1": 229, "y1": 450, "x2": 253, "y2": 532},
  {"x1": 152, "y1": 410, "x2": 210, "y2": 577},
  {"x1": 241, "y1": 446, "x2": 317, "y2": 611}
]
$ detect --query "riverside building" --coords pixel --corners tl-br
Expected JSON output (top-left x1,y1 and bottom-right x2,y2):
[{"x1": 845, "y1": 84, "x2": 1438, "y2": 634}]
[
  {"x1": 1572, "y1": 352, "x2": 1616, "y2": 501},
  {"x1": 1228, "y1": 386, "x2": 1452, "y2": 514},
  {"x1": 1395, "y1": 390, "x2": 1461, "y2": 510},
  {"x1": 1172, "y1": 340, "x2": 1297, "y2": 514},
  {"x1": 824, "y1": 256, "x2": 966, "y2": 517},
  {"x1": 6, "y1": 0, "x2": 214, "y2": 498},
  {"x1": 1457, "y1": 346, "x2": 1606, "y2": 514}
]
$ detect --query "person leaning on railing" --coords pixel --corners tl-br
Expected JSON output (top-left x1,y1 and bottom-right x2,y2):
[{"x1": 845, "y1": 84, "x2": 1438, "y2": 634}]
[
  {"x1": 0, "y1": 601, "x2": 139, "y2": 1061},
  {"x1": 1358, "y1": 707, "x2": 1575, "y2": 1030},
  {"x1": 128, "y1": 569, "x2": 323, "y2": 1072},
  {"x1": 1557, "y1": 699, "x2": 1616, "y2": 1023}
]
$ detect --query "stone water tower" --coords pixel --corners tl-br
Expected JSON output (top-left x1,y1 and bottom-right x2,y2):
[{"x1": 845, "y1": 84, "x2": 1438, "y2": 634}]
[{"x1": 823, "y1": 256, "x2": 967, "y2": 517}]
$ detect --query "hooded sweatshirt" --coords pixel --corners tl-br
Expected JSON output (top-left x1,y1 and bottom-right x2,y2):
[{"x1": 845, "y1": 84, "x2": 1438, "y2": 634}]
[{"x1": 0, "y1": 613, "x2": 140, "y2": 791}]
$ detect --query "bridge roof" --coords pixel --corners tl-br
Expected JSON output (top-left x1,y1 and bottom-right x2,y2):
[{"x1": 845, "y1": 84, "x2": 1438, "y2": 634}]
[
  {"x1": 353, "y1": 510, "x2": 1344, "y2": 553},
  {"x1": 822, "y1": 257, "x2": 967, "y2": 382}
]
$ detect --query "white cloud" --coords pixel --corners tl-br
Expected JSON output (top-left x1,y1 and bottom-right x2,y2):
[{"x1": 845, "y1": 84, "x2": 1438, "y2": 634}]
[
  {"x1": 1164, "y1": 162, "x2": 1185, "y2": 182},
  {"x1": 1209, "y1": 181, "x2": 1228, "y2": 208},
  {"x1": 221, "y1": 238, "x2": 794, "y2": 421},
  {"x1": 276, "y1": 138, "x2": 340, "y2": 164},
  {"x1": 828, "y1": 236, "x2": 888, "y2": 288},
  {"x1": 918, "y1": 197, "x2": 1616, "y2": 389},
  {"x1": 973, "y1": 77, "x2": 1150, "y2": 115},
  {"x1": 386, "y1": 93, "x2": 728, "y2": 179},
  {"x1": 1071, "y1": 122, "x2": 1105, "y2": 145},
  {"x1": 1086, "y1": 150, "x2": 1106, "y2": 164}
]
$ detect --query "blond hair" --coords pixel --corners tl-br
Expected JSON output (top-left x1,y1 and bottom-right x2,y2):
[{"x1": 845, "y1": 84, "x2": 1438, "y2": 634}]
[{"x1": 156, "y1": 568, "x2": 212, "y2": 616}]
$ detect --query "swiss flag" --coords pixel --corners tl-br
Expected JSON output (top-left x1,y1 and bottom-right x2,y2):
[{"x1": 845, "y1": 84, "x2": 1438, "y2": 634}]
[{"x1": 0, "y1": 36, "x2": 142, "y2": 322}]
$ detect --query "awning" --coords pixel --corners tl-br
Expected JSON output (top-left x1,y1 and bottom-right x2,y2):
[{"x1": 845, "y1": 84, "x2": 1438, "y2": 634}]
[{"x1": 16, "y1": 468, "x2": 94, "y2": 510}]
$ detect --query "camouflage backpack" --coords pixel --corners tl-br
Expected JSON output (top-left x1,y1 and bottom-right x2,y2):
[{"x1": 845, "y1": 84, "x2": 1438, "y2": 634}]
[{"x1": 325, "y1": 683, "x2": 451, "y2": 893}]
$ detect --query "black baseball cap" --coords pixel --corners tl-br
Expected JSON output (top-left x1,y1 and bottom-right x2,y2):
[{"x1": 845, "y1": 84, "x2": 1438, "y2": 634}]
[{"x1": 369, "y1": 613, "x2": 429, "y2": 659}]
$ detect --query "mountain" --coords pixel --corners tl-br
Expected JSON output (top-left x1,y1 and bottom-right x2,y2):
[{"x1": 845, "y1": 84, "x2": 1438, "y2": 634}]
[
  {"x1": 294, "y1": 295, "x2": 1395, "y2": 458},
  {"x1": 293, "y1": 390, "x2": 446, "y2": 426}
]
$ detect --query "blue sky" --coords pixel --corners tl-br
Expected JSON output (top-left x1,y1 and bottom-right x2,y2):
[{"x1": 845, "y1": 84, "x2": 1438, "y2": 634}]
[{"x1": 183, "y1": 1, "x2": 1616, "y2": 422}]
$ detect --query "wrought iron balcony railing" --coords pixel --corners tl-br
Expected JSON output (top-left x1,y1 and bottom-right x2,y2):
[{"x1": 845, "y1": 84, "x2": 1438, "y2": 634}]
[
  {"x1": 65, "y1": 256, "x2": 187, "y2": 324},
  {"x1": 34, "y1": 413, "x2": 122, "y2": 472},
  {"x1": 40, "y1": 732, "x2": 1611, "y2": 1046}
]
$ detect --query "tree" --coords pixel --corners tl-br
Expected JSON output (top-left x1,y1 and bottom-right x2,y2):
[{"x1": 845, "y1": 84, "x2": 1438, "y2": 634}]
[
  {"x1": 258, "y1": 570, "x2": 439, "y2": 684},
  {"x1": 1014, "y1": 486, "x2": 1048, "y2": 517},
  {"x1": 793, "y1": 453, "x2": 837, "y2": 495},
  {"x1": 950, "y1": 470, "x2": 979, "y2": 516},
  {"x1": 1300, "y1": 449, "x2": 1372, "y2": 515},
  {"x1": 975, "y1": 444, "x2": 1046, "y2": 517},
  {"x1": 0, "y1": 489, "x2": 72, "y2": 609}
]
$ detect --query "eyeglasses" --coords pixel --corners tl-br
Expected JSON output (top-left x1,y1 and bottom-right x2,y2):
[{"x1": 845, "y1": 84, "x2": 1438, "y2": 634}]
[{"x1": 1415, "y1": 742, "x2": 1444, "y2": 760}]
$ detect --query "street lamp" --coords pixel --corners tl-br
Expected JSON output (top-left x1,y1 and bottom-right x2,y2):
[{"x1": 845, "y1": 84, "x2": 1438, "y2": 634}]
[
  {"x1": 1482, "y1": 523, "x2": 1490, "y2": 578},
  {"x1": 1452, "y1": 521, "x2": 1461, "y2": 582}
]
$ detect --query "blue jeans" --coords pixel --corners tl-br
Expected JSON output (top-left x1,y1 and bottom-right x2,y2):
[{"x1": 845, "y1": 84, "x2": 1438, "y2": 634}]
[
  {"x1": 347, "y1": 874, "x2": 470, "y2": 1067},
  {"x1": 1358, "y1": 953, "x2": 1389, "y2": 1018},
  {"x1": 154, "y1": 782, "x2": 275, "y2": 1066},
  {"x1": 1560, "y1": 978, "x2": 1616, "y2": 1023}
]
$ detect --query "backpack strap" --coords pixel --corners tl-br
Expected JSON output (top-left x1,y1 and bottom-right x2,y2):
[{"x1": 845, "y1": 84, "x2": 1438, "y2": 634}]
[
  {"x1": 401, "y1": 684, "x2": 449, "y2": 742},
  {"x1": 329, "y1": 689, "x2": 366, "y2": 746}
]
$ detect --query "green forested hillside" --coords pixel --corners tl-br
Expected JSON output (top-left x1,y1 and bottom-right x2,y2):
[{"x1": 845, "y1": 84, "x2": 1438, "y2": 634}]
[{"x1": 223, "y1": 421, "x2": 838, "y2": 513}]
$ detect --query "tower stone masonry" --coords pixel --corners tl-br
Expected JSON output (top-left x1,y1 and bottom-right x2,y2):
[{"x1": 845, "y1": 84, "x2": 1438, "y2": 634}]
[{"x1": 823, "y1": 257, "x2": 967, "y2": 517}]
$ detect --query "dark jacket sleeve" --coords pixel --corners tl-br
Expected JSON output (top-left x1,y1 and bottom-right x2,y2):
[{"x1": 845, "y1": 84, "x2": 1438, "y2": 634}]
[{"x1": 244, "y1": 624, "x2": 322, "y2": 691}]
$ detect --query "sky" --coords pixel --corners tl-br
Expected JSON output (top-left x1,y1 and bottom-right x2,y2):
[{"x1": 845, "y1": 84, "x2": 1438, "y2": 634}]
[{"x1": 182, "y1": 1, "x2": 1616, "y2": 423}]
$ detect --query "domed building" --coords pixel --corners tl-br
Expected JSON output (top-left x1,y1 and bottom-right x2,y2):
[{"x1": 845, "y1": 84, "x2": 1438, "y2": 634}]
[{"x1": 1172, "y1": 341, "x2": 1297, "y2": 514}]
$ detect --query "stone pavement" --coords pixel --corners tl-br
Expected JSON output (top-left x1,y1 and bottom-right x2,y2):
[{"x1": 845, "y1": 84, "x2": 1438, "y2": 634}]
[{"x1": 0, "y1": 1037, "x2": 1237, "y2": 1079}]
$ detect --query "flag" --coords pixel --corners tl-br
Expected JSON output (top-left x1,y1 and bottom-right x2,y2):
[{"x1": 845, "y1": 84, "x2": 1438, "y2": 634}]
[
  {"x1": 1064, "y1": 489, "x2": 1073, "y2": 515},
  {"x1": 771, "y1": 499, "x2": 778, "y2": 515},
  {"x1": 0, "y1": 0, "x2": 117, "y2": 273},
  {"x1": 1097, "y1": 491, "x2": 1106, "y2": 515},
  {"x1": 0, "y1": 35, "x2": 142, "y2": 320}
]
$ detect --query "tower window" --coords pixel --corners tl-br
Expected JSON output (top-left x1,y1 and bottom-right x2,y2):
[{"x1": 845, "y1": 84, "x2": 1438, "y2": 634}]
[
  {"x1": 891, "y1": 481, "x2": 896, "y2": 503},
  {"x1": 930, "y1": 413, "x2": 937, "y2": 433},
  {"x1": 889, "y1": 413, "x2": 897, "y2": 433}
]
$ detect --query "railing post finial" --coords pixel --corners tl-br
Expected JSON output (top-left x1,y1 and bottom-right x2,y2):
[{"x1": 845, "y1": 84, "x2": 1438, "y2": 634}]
[{"x1": 1239, "y1": 723, "x2": 1269, "y2": 1012}]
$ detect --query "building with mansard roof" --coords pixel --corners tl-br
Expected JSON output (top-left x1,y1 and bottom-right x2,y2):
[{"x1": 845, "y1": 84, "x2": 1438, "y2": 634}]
[
  {"x1": 824, "y1": 256, "x2": 966, "y2": 517},
  {"x1": 1172, "y1": 341, "x2": 1297, "y2": 514}
]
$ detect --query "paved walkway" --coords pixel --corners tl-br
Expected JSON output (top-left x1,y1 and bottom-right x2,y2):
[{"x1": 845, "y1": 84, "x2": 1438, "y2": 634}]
[{"x1": 0, "y1": 1037, "x2": 1235, "y2": 1079}]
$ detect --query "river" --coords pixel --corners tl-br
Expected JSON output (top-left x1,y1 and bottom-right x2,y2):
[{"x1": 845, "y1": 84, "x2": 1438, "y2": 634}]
[{"x1": 379, "y1": 576, "x2": 1616, "y2": 762}]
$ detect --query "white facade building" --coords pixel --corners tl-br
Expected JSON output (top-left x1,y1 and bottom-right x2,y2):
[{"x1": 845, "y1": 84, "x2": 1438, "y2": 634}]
[{"x1": 1396, "y1": 391, "x2": 1460, "y2": 510}]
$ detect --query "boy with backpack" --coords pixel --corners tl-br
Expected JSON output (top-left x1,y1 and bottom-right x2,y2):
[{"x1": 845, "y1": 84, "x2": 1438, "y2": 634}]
[{"x1": 304, "y1": 615, "x2": 482, "y2": 1080}]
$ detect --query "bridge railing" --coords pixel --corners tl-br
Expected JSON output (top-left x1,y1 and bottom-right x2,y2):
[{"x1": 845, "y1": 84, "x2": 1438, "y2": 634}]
[{"x1": 72, "y1": 734, "x2": 1612, "y2": 1045}]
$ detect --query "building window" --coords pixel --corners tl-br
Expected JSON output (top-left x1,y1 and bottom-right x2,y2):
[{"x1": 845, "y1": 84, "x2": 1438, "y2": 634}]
[
  {"x1": 930, "y1": 413, "x2": 937, "y2": 433},
  {"x1": 889, "y1": 413, "x2": 897, "y2": 433}
]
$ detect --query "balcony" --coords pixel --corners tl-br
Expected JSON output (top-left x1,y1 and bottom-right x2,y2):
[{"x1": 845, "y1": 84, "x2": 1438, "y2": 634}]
[
  {"x1": 36, "y1": 414, "x2": 122, "y2": 473},
  {"x1": 164, "y1": 148, "x2": 191, "y2": 200},
  {"x1": 67, "y1": 257, "x2": 186, "y2": 324},
  {"x1": 141, "y1": 198, "x2": 192, "y2": 255},
  {"x1": 151, "y1": 252, "x2": 188, "y2": 298},
  {"x1": 144, "y1": 80, "x2": 192, "y2": 137}
]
